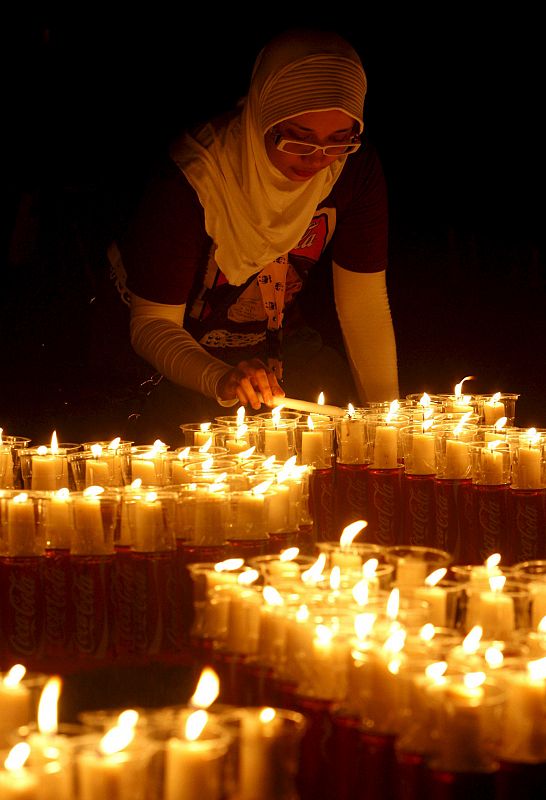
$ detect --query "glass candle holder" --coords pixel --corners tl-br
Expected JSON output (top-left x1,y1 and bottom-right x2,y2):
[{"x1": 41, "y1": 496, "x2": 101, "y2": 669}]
[
  {"x1": 295, "y1": 419, "x2": 334, "y2": 469},
  {"x1": 0, "y1": 434, "x2": 32, "y2": 489},
  {"x1": 218, "y1": 706, "x2": 306, "y2": 800},
  {"x1": 256, "y1": 420, "x2": 297, "y2": 462},
  {"x1": 19, "y1": 446, "x2": 72, "y2": 491},
  {"x1": 385, "y1": 545, "x2": 453, "y2": 589},
  {"x1": 335, "y1": 414, "x2": 368, "y2": 465},
  {"x1": 68, "y1": 446, "x2": 132, "y2": 491},
  {"x1": 462, "y1": 576, "x2": 531, "y2": 638},
  {"x1": 130, "y1": 444, "x2": 170, "y2": 487},
  {"x1": 475, "y1": 392, "x2": 520, "y2": 426}
]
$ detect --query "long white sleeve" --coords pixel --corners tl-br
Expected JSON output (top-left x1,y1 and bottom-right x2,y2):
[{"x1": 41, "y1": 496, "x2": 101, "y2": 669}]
[
  {"x1": 333, "y1": 263, "x2": 399, "y2": 404},
  {"x1": 129, "y1": 293, "x2": 236, "y2": 404}
]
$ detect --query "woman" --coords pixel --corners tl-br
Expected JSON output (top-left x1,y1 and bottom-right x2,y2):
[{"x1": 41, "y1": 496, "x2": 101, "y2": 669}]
[{"x1": 113, "y1": 28, "x2": 399, "y2": 444}]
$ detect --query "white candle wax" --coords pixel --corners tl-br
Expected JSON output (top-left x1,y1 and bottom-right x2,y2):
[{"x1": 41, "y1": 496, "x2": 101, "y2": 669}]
[
  {"x1": 72, "y1": 497, "x2": 105, "y2": 555},
  {"x1": 131, "y1": 459, "x2": 160, "y2": 486},
  {"x1": 331, "y1": 549, "x2": 362, "y2": 572},
  {"x1": 373, "y1": 425, "x2": 398, "y2": 469},
  {"x1": 301, "y1": 429, "x2": 328, "y2": 467},
  {"x1": 0, "y1": 449, "x2": 13, "y2": 487},
  {"x1": 336, "y1": 419, "x2": 366, "y2": 464},
  {"x1": 225, "y1": 437, "x2": 250, "y2": 454},
  {"x1": 31, "y1": 454, "x2": 66, "y2": 491},
  {"x1": 465, "y1": 590, "x2": 515, "y2": 639},
  {"x1": 0, "y1": 767, "x2": 38, "y2": 799},
  {"x1": 437, "y1": 682, "x2": 485, "y2": 772},
  {"x1": 265, "y1": 484, "x2": 290, "y2": 533},
  {"x1": 272, "y1": 395, "x2": 346, "y2": 417},
  {"x1": 77, "y1": 750, "x2": 146, "y2": 800},
  {"x1": 483, "y1": 401, "x2": 506, "y2": 425},
  {"x1": 516, "y1": 446, "x2": 542, "y2": 489},
  {"x1": 165, "y1": 735, "x2": 225, "y2": 800},
  {"x1": 238, "y1": 711, "x2": 284, "y2": 800},
  {"x1": 411, "y1": 433, "x2": 436, "y2": 475},
  {"x1": 307, "y1": 634, "x2": 349, "y2": 701},
  {"x1": 46, "y1": 496, "x2": 73, "y2": 550},
  {"x1": 481, "y1": 448, "x2": 505, "y2": 484},
  {"x1": 445, "y1": 438, "x2": 470, "y2": 479},
  {"x1": 226, "y1": 587, "x2": 262, "y2": 655},
  {"x1": 133, "y1": 498, "x2": 162, "y2": 552},
  {"x1": 414, "y1": 585, "x2": 447, "y2": 626},
  {"x1": 85, "y1": 459, "x2": 110, "y2": 488},
  {"x1": 0, "y1": 682, "x2": 31, "y2": 748},
  {"x1": 8, "y1": 496, "x2": 39, "y2": 556},
  {"x1": 501, "y1": 670, "x2": 546, "y2": 762},
  {"x1": 231, "y1": 492, "x2": 266, "y2": 539},
  {"x1": 193, "y1": 493, "x2": 227, "y2": 546},
  {"x1": 264, "y1": 428, "x2": 289, "y2": 460},
  {"x1": 194, "y1": 431, "x2": 212, "y2": 447},
  {"x1": 395, "y1": 557, "x2": 429, "y2": 588}
]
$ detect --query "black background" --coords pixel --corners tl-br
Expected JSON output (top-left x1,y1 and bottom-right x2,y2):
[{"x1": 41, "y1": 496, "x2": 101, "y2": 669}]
[{"x1": 2, "y1": 9, "x2": 545, "y2": 442}]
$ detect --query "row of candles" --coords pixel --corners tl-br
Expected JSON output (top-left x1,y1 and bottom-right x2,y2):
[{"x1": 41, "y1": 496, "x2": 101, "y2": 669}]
[
  {"x1": 2, "y1": 538, "x2": 546, "y2": 798},
  {"x1": 0, "y1": 663, "x2": 307, "y2": 800}
]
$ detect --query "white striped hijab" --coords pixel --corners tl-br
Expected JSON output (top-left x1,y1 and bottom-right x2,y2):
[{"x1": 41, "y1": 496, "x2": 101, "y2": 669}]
[{"x1": 171, "y1": 29, "x2": 367, "y2": 286}]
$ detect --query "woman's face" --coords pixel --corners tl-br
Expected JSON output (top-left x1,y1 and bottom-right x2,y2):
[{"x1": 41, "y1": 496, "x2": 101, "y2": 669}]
[{"x1": 264, "y1": 110, "x2": 357, "y2": 182}]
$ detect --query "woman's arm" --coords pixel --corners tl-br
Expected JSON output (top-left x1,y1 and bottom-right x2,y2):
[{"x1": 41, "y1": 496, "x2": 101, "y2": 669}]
[
  {"x1": 130, "y1": 294, "x2": 283, "y2": 408},
  {"x1": 333, "y1": 263, "x2": 399, "y2": 404}
]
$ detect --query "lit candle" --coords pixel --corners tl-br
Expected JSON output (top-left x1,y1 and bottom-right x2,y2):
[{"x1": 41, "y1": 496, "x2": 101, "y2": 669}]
[
  {"x1": 237, "y1": 708, "x2": 283, "y2": 800},
  {"x1": 45, "y1": 489, "x2": 73, "y2": 550},
  {"x1": 515, "y1": 430, "x2": 543, "y2": 489},
  {"x1": 465, "y1": 575, "x2": 515, "y2": 639},
  {"x1": 301, "y1": 416, "x2": 329, "y2": 467},
  {"x1": 0, "y1": 666, "x2": 31, "y2": 749},
  {"x1": 336, "y1": 410, "x2": 366, "y2": 464},
  {"x1": 31, "y1": 432, "x2": 67, "y2": 491},
  {"x1": 85, "y1": 445, "x2": 110, "y2": 487},
  {"x1": 263, "y1": 415, "x2": 289, "y2": 460},
  {"x1": 483, "y1": 392, "x2": 506, "y2": 425},
  {"x1": 436, "y1": 672, "x2": 487, "y2": 772},
  {"x1": 7, "y1": 493, "x2": 40, "y2": 556},
  {"x1": 71, "y1": 488, "x2": 107, "y2": 555},
  {"x1": 165, "y1": 711, "x2": 228, "y2": 800},
  {"x1": 411, "y1": 421, "x2": 436, "y2": 475},
  {"x1": 133, "y1": 492, "x2": 164, "y2": 552},
  {"x1": 445, "y1": 437, "x2": 470, "y2": 479},
  {"x1": 77, "y1": 723, "x2": 145, "y2": 800},
  {"x1": 0, "y1": 743, "x2": 38, "y2": 799},
  {"x1": 373, "y1": 424, "x2": 398, "y2": 469},
  {"x1": 414, "y1": 568, "x2": 448, "y2": 626},
  {"x1": 500, "y1": 657, "x2": 546, "y2": 762},
  {"x1": 481, "y1": 442, "x2": 505, "y2": 484}
]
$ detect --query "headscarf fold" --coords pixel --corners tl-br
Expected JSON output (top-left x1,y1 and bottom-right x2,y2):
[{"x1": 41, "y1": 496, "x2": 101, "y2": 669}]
[{"x1": 170, "y1": 29, "x2": 367, "y2": 286}]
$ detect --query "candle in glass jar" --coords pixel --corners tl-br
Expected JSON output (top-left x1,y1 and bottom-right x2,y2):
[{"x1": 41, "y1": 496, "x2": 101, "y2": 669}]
[
  {"x1": 165, "y1": 711, "x2": 227, "y2": 800},
  {"x1": 411, "y1": 430, "x2": 436, "y2": 475},
  {"x1": 516, "y1": 445, "x2": 542, "y2": 489},
  {"x1": 0, "y1": 666, "x2": 31, "y2": 748},
  {"x1": 7, "y1": 493, "x2": 39, "y2": 556},
  {"x1": 483, "y1": 393, "x2": 506, "y2": 425},
  {"x1": 445, "y1": 438, "x2": 470, "y2": 479},
  {"x1": 373, "y1": 424, "x2": 398, "y2": 469}
]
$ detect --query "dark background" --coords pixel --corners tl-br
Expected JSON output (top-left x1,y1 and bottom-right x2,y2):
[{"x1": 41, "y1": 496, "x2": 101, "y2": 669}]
[{"x1": 2, "y1": 9, "x2": 544, "y2": 443}]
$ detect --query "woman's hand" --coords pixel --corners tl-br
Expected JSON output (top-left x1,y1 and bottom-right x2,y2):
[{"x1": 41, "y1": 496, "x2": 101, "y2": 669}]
[{"x1": 217, "y1": 359, "x2": 285, "y2": 410}]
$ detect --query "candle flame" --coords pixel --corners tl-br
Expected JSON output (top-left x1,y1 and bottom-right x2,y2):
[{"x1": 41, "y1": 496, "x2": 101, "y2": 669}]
[
  {"x1": 340, "y1": 519, "x2": 367, "y2": 548},
  {"x1": 280, "y1": 547, "x2": 299, "y2": 562},
  {"x1": 384, "y1": 627, "x2": 406, "y2": 654},
  {"x1": 252, "y1": 479, "x2": 273, "y2": 495},
  {"x1": 199, "y1": 437, "x2": 213, "y2": 453},
  {"x1": 37, "y1": 445, "x2": 48, "y2": 456},
  {"x1": 236, "y1": 406, "x2": 246, "y2": 425},
  {"x1": 386, "y1": 587, "x2": 400, "y2": 620},
  {"x1": 385, "y1": 399, "x2": 400, "y2": 423},
  {"x1": 4, "y1": 742, "x2": 31, "y2": 771},
  {"x1": 537, "y1": 616, "x2": 546, "y2": 633},
  {"x1": 354, "y1": 612, "x2": 376, "y2": 640},
  {"x1": 144, "y1": 491, "x2": 158, "y2": 502},
  {"x1": 83, "y1": 485, "x2": 104, "y2": 497},
  {"x1": 454, "y1": 376, "x2": 475, "y2": 398},
  {"x1": 425, "y1": 568, "x2": 447, "y2": 587},
  {"x1": 55, "y1": 488, "x2": 70, "y2": 501},
  {"x1": 352, "y1": 579, "x2": 369, "y2": 606},
  {"x1": 485, "y1": 553, "x2": 502, "y2": 570},
  {"x1": 3, "y1": 664, "x2": 26, "y2": 687},
  {"x1": 263, "y1": 585, "x2": 284, "y2": 606},
  {"x1": 51, "y1": 431, "x2": 59, "y2": 454},
  {"x1": 295, "y1": 604, "x2": 310, "y2": 623},
  {"x1": 422, "y1": 419, "x2": 434, "y2": 433},
  {"x1": 214, "y1": 559, "x2": 245, "y2": 572},
  {"x1": 528, "y1": 656, "x2": 546, "y2": 681},
  {"x1": 484, "y1": 646, "x2": 504, "y2": 669},
  {"x1": 463, "y1": 625, "x2": 483, "y2": 654},
  {"x1": 488, "y1": 392, "x2": 502, "y2": 405},
  {"x1": 307, "y1": 415, "x2": 315, "y2": 431},
  {"x1": 91, "y1": 444, "x2": 103, "y2": 458},
  {"x1": 259, "y1": 707, "x2": 276, "y2": 724},
  {"x1": 419, "y1": 623, "x2": 436, "y2": 642},
  {"x1": 108, "y1": 437, "x2": 121, "y2": 451},
  {"x1": 494, "y1": 417, "x2": 507, "y2": 431},
  {"x1": 263, "y1": 456, "x2": 276, "y2": 469},
  {"x1": 199, "y1": 423, "x2": 212, "y2": 433},
  {"x1": 330, "y1": 565, "x2": 341, "y2": 591},
  {"x1": 317, "y1": 392, "x2": 325, "y2": 405},
  {"x1": 388, "y1": 658, "x2": 402, "y2": 675},
  {"x1": 38, "y1": 676, "x2": 62, "y2": 735},
  {"x1": 190, "y1": 667, "x2": 220, "y2": 709},
  {"x1": 238, "y1": 569, "x2": 259, "y2": 585},
  {"x1": 524, "y1": 428, "x2": 541, "y2": 447},
  {"x1": 271, "y1": 407, "x2": 282, "y2": 427},
  {"x1": 489, "y1": 575, "x2": 506, "y2": 592},
  {"x1": 131, "y1": 479, "x2": 143, "y2": 489},
  {"x1": 314, "y1": 624, "x2": 333, "y2": 646},
  {"x1": 117, "y1": 709, "x2": 139, "y2": 729},
  {"x1": 362, "y1": 558, "x2": 379, "y2": 579},
  {"x1": 425, "y1": 661, "x2": 448, "y2": 682},
  {"x1": 464, "y1": 671, "x2": 486, "y2": 690},
  {"x1": 301, "y1": 553, "x2": 326, "y2": 584},
  {"x1": 419, "y1": 393, "x2": 431, "y2": 407},
  {"x1": 185, "y1": 710, "x2": 208, "y2": 741},
  {"x1": 13, "y1": 492, "x2": 29, "y2": 504},
  {"x1": 237, "y1": 446, "x2": 256, "y2": 460},
  {"x1": 100, "y1": 724, "x2": 135, "y2": 755},
  {"x1": 347, "y1": 403, "x2": 355, "y2": 418}
]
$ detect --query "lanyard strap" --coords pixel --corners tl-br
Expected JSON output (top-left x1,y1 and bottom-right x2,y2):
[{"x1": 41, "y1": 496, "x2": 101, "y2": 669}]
[{"x1": 257, "y1": 255, "x2": 288, "y2": 379}]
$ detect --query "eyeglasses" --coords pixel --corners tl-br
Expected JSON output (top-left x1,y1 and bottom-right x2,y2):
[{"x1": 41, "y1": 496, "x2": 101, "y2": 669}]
[{"x1": 273, "y1": 133, "x2": 361, "y2": 157}]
